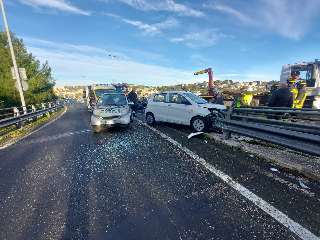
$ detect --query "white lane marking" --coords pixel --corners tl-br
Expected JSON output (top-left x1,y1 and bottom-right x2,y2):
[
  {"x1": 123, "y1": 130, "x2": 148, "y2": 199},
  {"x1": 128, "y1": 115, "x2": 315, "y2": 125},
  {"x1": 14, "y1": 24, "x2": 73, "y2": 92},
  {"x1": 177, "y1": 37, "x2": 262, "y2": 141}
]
[
  {"x1": 13, "y1": 129, "x2": 91, "y2": 145},
  {"x1": 144, "y1": 123, "x2": 319, "y2": 240},
  {"x1": 0, "y1": 107, "x2": 68, "y2": 150}
]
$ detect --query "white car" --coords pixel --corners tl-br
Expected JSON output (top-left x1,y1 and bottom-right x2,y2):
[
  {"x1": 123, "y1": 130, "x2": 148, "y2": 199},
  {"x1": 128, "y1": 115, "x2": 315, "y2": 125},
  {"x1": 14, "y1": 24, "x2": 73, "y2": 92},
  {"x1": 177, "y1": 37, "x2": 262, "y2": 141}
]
[{"x1": 145, "y1": 91, "x2": 226, "y2": 132}]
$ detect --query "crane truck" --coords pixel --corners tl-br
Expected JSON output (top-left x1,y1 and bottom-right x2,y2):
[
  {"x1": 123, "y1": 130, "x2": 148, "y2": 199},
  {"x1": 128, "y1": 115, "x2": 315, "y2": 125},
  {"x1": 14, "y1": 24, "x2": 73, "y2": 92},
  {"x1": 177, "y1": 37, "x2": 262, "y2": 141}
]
[
  {"x1": 279, "y1": 59, "x2": 320, "y2": 109},
  {"x1": 195, "y1": 59, "x2": 320, "y2": 109}
]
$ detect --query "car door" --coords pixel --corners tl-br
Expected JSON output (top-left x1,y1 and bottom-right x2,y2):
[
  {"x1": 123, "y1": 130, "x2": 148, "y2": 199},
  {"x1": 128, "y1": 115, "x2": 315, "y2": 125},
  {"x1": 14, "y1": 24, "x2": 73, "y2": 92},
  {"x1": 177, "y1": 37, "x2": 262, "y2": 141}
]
[
  {"x1": 166, "y1": 93, "x2": 193, "y2": 125},
  {"x1": 150, "y1": 93, "x2": 168, "y2": 121}
]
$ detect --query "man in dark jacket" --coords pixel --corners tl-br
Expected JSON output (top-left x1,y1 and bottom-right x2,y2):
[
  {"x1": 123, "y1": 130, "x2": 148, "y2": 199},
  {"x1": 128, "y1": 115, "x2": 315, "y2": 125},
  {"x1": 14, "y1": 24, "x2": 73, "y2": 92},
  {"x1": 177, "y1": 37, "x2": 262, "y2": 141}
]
[
  {"x1": 213, "y1": 90, "x2": 224, "y2": 105},
  {"x1": 128, "y1": 88, "x2": 138, "y2": 104},
  {"x1": 267, "y1": 82, "x2": 293, "y2": 120},
  {"x1": 128, "y1": 88, "x2": 138, "y2": 117}
]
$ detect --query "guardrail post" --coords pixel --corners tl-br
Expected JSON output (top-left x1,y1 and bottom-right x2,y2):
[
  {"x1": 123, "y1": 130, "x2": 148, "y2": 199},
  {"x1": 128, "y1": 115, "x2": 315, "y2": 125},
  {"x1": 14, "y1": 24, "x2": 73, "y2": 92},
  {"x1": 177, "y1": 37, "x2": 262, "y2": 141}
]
[
  {"x1": 222, "y1": 107, "x2": 234, "y2": 140},
  {"x1": 223, "y1": 130, "x2": 231, "y2": 140},
  {"x1": 13, "y1": 107, "x2": 22, "y2": 128},
  {"x1": 13, "y1": 107, "x2": 20, "y2": 116},
  {"x1": 30, "y1": 105, "x2": 38, "y2": 122},
  {"x1": 242, "y1": 111, "x2": 248, "y2": 122}
]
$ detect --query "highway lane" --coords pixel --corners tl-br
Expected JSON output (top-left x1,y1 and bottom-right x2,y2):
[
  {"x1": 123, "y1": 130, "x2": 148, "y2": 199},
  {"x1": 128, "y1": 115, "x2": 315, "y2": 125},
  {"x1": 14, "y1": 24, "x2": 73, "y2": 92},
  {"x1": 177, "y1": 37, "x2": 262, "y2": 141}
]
[{"x1": 0, "y1": 103, "x2": 319, "y2": 239}]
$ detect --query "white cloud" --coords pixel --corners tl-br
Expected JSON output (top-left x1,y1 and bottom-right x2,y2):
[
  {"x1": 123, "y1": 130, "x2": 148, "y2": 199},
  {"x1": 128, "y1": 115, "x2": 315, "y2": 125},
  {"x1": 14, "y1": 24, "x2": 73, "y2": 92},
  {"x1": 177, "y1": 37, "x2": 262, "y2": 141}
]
[
  {"x1": 205, "y1": 0, "x2": 320, "y2": 40},
  {"x1": 22, "y1": 37, "x2": 111, "y2": 55},
  {"x1": 168, "y1": 38, "x2": 184, "y2": 42},
  {"x1": 171, "y1": 29, "x2": 233, "y2": 48},
  {"x1": 18, "y1": 0, "x2": 91, "y2": 16},
  {"x1": 106, "y1": 13, "x2": 179, "y2": 36},
  {"x1": 220, "y1": 33, "x2": 235, "y2": 38},
  {"x1": 207, "y1": 4, "x2": 250, "y2": 24},
  {"x1": 24, "y1": 40, "x2": 196, "y2": 87},
  {"x1": 114, "y1": 0, "x2": 204, "y2": 17}
]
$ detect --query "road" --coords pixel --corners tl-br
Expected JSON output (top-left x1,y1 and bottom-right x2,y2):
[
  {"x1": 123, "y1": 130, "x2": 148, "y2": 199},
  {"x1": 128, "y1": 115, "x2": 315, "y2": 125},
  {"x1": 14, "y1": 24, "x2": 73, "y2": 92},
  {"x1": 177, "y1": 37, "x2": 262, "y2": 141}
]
[{"x1": 0, "y1": 103, "x2": 319, "y2": 239}]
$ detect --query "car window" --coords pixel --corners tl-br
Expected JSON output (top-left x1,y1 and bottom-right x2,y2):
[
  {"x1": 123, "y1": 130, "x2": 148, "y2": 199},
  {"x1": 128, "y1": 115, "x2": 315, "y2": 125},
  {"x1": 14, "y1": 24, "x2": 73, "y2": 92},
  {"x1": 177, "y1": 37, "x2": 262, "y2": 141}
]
[
  {"x1": 153, "y1": 93, "x2": 167, "y2": 102},
  {"x1": 168, "y1": 93, "x2": 188, "y2": 104},
  {"x1": 183, "y1": 92, "x2": 207, "y2": 104}
]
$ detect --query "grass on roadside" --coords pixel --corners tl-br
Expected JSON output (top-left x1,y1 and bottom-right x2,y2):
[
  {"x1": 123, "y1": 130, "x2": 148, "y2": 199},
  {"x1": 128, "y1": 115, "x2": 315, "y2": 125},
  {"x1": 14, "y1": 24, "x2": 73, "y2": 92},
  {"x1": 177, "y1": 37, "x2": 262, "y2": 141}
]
[{"x1": 245, "y1": 139, "x2": 285, "y2": 150}]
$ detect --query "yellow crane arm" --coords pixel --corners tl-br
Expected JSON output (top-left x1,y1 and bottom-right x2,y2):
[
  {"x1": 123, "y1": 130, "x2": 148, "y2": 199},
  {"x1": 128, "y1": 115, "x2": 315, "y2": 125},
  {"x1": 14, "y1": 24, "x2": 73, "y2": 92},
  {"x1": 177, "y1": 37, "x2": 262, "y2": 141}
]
[{"x1": 194, "y1": 69, "x2": 207, "y2": 75}]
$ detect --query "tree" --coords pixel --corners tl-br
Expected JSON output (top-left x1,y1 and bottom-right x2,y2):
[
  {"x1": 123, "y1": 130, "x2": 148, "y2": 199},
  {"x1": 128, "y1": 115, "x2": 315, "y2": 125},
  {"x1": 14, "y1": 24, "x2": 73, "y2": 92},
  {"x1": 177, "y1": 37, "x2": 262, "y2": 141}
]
[{"x1": 0, "y1": 28, "x2": 56, "y2": 107}]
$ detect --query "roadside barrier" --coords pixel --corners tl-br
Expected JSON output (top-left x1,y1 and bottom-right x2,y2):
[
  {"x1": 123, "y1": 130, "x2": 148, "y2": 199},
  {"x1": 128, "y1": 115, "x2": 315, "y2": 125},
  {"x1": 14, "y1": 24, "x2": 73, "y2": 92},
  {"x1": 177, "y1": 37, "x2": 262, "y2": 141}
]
[
  {"x1": 0, "y1": 101, "x2": 60, "y2": 133},
  {"x1": 219, "y1": 106, "x2": 320, "y2": 157}
]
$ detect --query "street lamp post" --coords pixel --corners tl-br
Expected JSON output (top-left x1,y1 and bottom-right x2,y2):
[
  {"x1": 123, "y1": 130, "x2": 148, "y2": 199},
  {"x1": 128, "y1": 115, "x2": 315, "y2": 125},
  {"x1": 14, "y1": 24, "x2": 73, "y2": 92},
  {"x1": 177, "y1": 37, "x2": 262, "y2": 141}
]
[
  {"x1": 0, "y1": 0, "x2": 26, "y2": 113},
  {"x1": 109, "y1": 55, "x2": 116, "y2": 83}
]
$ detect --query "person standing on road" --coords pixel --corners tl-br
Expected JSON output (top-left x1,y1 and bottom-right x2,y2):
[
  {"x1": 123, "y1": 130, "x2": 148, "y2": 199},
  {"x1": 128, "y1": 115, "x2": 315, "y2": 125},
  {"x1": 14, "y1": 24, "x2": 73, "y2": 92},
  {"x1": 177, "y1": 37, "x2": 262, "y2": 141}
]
[
  {"x1": 290, "y1": 81, "x2": 307, "y2": 122},
  {"x1": 267, "y1": 82, "x2": 293, "y2": 120},
  {"x1": 287, "y1": 79, "x2": 298, "y2": 106},
  {"x1": 236, "y1": 87, "x2": 253, "y2": 107},
  {"x1": 295, "y1": 81, "x2": 307, "y2": 108},
  {"x1": 128, "y1": 88, "x2": 138, "y2": 117},
  {"x1": 213, "y1": 90, "x2": 224, "y2": 105},
  {"x1": 267, "y1": 83, "x2": 279, "y2": 103},
  {"x1": 286, "y1": 79, "x2": 299, "y2": 121}
]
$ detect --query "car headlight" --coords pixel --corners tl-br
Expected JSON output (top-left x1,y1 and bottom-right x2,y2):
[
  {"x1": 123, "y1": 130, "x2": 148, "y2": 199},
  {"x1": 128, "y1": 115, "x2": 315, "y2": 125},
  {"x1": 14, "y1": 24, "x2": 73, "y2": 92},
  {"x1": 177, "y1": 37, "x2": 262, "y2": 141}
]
[
  {"x1": 93, "y1": 109, "x2": 100, "y2": 115},
  {"x1": 121, "y1": 107, "x2": 129, "y2": 114}
]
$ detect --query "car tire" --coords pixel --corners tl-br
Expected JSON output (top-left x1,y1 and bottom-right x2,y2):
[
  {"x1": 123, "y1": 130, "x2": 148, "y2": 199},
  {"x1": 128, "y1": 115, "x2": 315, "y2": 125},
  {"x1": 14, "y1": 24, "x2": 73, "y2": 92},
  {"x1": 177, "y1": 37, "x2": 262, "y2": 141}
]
[
  {"x1": 191, "y1": 116, "x2": 207, "y2": 132},
  {"x1": 146, "y1": 113, "x2": 155, "y2": 125}
]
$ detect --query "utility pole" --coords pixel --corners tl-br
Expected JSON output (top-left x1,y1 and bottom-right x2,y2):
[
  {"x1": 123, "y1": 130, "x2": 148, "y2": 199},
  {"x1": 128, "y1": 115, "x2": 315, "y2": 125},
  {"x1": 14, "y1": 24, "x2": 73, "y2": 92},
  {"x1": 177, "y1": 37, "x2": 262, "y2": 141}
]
[{"x1": 0, "y1": 0, "x2": 26, "y2": 113}]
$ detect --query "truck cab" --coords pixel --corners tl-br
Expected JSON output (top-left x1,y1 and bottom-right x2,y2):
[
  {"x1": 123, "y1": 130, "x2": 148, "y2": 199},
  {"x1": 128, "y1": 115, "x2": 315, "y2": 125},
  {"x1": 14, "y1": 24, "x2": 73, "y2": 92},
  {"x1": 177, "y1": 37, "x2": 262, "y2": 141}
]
[{"x1": 279, "y1": 59, "x2": 320, "y2": 109}]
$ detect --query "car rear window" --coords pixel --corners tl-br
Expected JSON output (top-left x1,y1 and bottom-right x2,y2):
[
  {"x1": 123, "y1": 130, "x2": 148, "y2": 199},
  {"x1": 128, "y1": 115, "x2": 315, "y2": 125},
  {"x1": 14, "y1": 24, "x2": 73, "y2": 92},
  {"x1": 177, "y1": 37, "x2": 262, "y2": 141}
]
[{"x1": 153, "y1": 93, "x2": 167, "y2": 102}]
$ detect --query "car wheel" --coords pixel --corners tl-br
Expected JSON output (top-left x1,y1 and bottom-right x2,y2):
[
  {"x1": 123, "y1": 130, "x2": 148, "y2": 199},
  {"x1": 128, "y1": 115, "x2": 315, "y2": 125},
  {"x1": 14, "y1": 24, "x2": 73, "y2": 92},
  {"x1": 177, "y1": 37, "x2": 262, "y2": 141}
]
[
  {"x1": 191, "y1": 116, "x2": 207, "y2": 132},
  {"x1": 90, "y1": 125, "x2": 101, "y2": 133},
  {"x1": 146, "y1": 113, "x2": 155, "y2": 125}
]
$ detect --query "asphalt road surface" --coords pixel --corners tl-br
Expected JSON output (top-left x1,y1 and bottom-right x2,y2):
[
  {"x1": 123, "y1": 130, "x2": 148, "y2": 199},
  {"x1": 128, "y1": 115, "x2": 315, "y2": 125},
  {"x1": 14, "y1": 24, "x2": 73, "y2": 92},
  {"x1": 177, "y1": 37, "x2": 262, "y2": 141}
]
[{"x1": 0, "y1": 103, "x2": 319, "y2": 240}]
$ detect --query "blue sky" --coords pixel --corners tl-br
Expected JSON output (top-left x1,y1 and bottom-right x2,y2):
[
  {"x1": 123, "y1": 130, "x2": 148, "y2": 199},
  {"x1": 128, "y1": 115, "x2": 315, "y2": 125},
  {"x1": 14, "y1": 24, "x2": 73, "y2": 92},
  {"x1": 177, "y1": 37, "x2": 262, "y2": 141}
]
[{"x1": 1, "y1": 0, "x2": 320, "y2": 87}]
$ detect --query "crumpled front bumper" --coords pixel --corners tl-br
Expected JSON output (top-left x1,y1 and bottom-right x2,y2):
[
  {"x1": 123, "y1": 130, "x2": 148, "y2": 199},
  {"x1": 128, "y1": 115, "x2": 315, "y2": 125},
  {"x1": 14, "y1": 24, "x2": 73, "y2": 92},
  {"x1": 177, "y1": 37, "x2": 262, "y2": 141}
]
[{"x1": 90, "y1": 112, "x2": 131, "y2": 129}]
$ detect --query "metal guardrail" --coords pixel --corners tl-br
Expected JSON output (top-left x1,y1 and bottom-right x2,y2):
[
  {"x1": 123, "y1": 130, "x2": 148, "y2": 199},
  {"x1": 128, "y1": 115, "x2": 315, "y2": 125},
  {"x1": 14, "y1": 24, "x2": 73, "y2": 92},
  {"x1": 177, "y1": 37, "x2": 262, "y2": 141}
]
[
  {"x1": 219, "y1": 106, "x2": 320, "y2": 157},
  {"x1": 0, "y1": 101, "x2": 60, "y2": 131}
]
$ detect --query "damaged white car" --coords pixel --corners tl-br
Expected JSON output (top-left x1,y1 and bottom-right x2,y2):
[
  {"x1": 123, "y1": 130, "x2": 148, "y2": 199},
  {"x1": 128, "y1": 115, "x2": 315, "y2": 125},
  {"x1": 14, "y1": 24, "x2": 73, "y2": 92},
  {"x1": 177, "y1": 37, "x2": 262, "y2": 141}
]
[
  {"x1": 145, "y1": 91, "x2": 226, "y2": 132},
  {"x1": 90, "y1": 91, "x2": 132, "y2": 132}
]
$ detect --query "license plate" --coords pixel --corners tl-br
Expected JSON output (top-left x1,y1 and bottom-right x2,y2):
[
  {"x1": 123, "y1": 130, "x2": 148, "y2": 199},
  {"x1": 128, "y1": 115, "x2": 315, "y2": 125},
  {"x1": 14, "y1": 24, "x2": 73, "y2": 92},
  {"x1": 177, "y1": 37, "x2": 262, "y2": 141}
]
[{"x1": 106, "y1": 120, "x2": 116, "y2": 124}]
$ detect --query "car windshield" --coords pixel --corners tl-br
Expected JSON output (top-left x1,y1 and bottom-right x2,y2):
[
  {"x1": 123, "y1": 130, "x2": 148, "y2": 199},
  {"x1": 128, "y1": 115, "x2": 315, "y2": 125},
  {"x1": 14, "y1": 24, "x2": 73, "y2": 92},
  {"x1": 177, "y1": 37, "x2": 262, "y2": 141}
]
[
  {"x1": 182, "y1": 92, "x2": 207, "y2": 104},
  {"x1": 97, "y1": 93, "x2": 127, "y2": 106},
  {"x1": 95, "y1": 89, "x2": 116, "y2": 99}
]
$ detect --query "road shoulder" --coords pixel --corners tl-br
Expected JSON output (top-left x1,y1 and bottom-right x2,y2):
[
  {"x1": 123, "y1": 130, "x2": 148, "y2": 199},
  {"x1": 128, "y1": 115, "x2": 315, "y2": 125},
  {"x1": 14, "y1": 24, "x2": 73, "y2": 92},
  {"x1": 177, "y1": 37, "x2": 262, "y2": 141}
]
[{"x1": 205, "y1": 132, "x2": 320, "y2": 181}]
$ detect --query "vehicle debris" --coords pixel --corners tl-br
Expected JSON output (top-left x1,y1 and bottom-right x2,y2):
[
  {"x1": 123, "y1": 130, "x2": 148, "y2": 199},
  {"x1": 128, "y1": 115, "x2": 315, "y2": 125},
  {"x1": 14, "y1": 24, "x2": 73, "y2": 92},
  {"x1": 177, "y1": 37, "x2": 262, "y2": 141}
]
[
  {"x1": 188, "y1": 132, "x2": 203, "y2": 139},
  {"x1": 299, "y1": 180, "x2": 310, "y2": 189}
]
